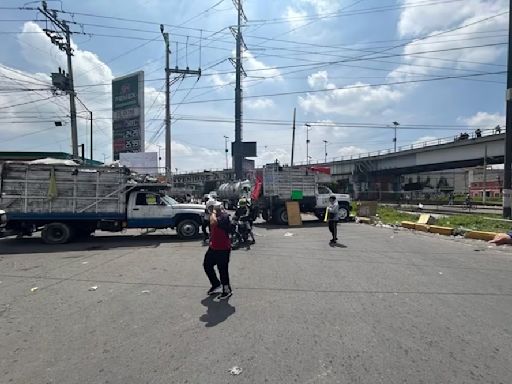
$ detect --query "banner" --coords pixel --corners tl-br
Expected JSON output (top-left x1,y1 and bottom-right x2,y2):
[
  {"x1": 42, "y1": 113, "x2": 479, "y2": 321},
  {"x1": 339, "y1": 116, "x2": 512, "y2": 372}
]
[{"x1": 112, "y1": 71, "x2": 144, "y2": 160}]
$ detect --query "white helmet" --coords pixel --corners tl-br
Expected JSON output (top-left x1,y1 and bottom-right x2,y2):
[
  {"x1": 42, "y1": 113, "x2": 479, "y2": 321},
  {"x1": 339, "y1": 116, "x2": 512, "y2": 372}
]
[{"x1": 205, "y1": 199, "x2": 217, "y2": 209}]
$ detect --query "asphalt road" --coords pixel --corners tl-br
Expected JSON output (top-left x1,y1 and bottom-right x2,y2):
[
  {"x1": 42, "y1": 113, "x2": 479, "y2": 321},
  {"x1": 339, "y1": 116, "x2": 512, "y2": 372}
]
[{"x1": 1, "y1": 223, "x2": 512, "y2": 383}]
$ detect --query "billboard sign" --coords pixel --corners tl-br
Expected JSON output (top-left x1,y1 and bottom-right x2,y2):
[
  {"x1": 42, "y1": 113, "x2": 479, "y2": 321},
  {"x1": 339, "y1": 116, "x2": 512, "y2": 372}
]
[{"x1": 112, "y1": 71, "x2": 144, "y2": 160}]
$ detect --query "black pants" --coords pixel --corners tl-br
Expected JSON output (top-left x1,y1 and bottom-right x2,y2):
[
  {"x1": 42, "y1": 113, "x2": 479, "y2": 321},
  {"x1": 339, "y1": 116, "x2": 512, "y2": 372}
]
[
  {"x1": 203, "y1": 248, "x2": 231, "y2": 289},
  {"x1": 328, "y1": 220, "x2": 338, "y2": 240},
  {"x1": 201, "y1": 220, "x2": 210, "y2": 240}
]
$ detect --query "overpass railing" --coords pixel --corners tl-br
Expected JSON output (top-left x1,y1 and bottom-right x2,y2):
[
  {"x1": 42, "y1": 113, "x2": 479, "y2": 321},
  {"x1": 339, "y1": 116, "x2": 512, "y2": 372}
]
[{"x1": 294, "y1": 127, "x2": 503, "y2": 166}]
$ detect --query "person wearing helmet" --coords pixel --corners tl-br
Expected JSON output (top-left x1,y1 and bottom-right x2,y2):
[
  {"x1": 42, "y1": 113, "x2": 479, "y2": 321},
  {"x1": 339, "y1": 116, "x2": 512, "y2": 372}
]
[
  {"x1": 203, "y1": 202, "x2": 233, "y2": 300},
  {"x1": 235, "y1": 197, "x2": 255, "y2": 244},
  {"x1": 326, "y1": 195, "x2": 340, "y2": 244}
]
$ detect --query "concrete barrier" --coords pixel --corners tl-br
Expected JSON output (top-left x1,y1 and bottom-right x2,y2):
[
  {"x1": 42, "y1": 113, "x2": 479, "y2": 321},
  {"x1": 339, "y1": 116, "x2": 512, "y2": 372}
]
[
  {"x1": 358, "y1": 217, "x2": 372, "y2": 224},
  {"x1": 429, "y1": 225, "x2": 454, "y2": 236},
  {"x1": 464, "y1": 231, "x2": 498, "y2": 241},
  {"x1": 414, "y1": 223, "x2": 430, "y2": 232},
  {"x1": 400, "y1": 221, "x2": 416, "y2": 229}
]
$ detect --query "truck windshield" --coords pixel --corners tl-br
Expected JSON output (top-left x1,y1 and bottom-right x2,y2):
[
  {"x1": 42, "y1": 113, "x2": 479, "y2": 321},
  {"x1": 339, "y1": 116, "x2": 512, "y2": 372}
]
[{"x1": 161, "y1": 195, "x2": 178, "y2": 205}]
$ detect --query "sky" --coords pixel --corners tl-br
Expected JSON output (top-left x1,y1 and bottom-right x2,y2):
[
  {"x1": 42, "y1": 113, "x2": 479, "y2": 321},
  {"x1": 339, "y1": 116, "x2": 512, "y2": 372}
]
[{"x1": 0, "y1": 0, "x2": 508, "y2": 172}]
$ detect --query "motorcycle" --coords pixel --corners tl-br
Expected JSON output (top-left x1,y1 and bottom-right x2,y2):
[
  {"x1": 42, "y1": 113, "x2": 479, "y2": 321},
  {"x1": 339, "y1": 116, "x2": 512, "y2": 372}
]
[{"x1": 231, "y1": 215, "x2": 253, "y2": 249}]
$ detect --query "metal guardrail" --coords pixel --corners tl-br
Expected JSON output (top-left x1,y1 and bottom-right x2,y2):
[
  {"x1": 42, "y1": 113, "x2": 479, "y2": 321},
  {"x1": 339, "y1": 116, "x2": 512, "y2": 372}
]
[{"x1": 294, "y1": 128, "x2": 504, "y2": 166}]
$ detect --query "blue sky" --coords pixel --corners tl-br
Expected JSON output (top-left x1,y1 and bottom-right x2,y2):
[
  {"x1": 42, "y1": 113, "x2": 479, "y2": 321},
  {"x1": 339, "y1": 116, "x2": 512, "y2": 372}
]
[{"x1": 0, "y1": 0, "x2": 508, "y2": 171}]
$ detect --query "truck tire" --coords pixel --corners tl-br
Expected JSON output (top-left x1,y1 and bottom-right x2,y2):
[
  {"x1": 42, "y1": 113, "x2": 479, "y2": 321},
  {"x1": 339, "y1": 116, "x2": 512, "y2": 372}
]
[
  {"x1": 274, "y1": 207, "x2": 288, "y2": 225},
  {"x1": 41, "y1": 223, "x2": 73, "y2": 244},
  {"x1": 338, "y1": 204, "x2": 349, "y2": 221},
  {"x1": 261, "y1": 208, "x2": 269, "y2": 222},
  {"x1": 177, "y1": 219, "x2": 199, "y2": 239}
]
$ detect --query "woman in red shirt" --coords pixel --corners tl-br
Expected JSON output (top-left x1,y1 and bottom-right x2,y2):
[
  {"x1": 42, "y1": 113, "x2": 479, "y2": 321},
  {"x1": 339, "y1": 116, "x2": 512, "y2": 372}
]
[{"x1": 203, "y1": 203, "x2": 232, "y2": 300}]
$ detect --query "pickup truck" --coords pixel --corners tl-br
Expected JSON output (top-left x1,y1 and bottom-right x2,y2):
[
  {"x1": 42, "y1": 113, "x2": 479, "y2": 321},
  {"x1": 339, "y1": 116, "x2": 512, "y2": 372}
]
[{"x1": 0, "y1": 162, "x2": 205, "y2": 244}]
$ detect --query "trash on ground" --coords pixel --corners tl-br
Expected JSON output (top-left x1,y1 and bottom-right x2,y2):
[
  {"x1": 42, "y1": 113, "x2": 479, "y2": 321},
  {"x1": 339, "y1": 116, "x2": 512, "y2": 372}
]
[
  {"x1": 88, "y1": 286, "x2": 98, "y2": 291},
  {"x1": 284, "y1": 232, "x2": 294, "y2": 237},
  {"x1": 30, "y1": 287, "x2": 38, "y2": 292},
  {"x1": 229, "y1": 366, "x2": 243, "y2": 375},
  {"x1": 141, "y1": 290, "x2": 151, "y2": 294},
  {"x1": 81, "y1": 261, "x2": 89, "y2": 265},
  {"x1": 438, "y1": 272, "x2": 443, "y2": 275}
]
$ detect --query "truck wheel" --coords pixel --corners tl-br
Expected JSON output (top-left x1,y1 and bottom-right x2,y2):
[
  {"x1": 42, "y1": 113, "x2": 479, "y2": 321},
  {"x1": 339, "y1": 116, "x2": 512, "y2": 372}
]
[
  {"x1": 41, "y1": 223, "x2": 73, "y2": 244},
  {"x1": 338, "y1": 205, "x2": 349, "y2": 221},
  {"x1": 177, "y1": 219, "x2": 199, "y2": 239},
  {"x1": 261, "y1": 209, "x2": 269, "y2": 222},
  {"x1": 274, "y1": 207, "x2": 288, "y2": 225}
]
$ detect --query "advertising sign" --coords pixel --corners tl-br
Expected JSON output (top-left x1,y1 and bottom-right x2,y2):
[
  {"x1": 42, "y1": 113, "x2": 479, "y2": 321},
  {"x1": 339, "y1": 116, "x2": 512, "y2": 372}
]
[{"x1": 112, "y1": 71, "x2": 144, "y2": 160}]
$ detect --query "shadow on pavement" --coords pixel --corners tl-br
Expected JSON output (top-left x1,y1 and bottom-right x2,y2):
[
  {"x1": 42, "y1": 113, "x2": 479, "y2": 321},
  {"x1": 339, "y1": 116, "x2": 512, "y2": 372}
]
[
  {"x1": 0, "y1": 234, "x2": 199, "y2": 255},
  {"x1": 254, "y1": 220, "x2": 352, "y2": 230},
  {"x1": 199, "y1": 295, "x2": 235, "y2": 327}
]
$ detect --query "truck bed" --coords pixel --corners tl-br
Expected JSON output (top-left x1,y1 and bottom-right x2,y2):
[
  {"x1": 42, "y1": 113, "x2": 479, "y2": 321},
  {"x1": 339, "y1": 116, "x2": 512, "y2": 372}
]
[
  {"x1": 262, "y1": 165, "x2": 317, "y2": 199},
  {"x1": 0, "y1": 163, "x2": 129, "y2": 218}
]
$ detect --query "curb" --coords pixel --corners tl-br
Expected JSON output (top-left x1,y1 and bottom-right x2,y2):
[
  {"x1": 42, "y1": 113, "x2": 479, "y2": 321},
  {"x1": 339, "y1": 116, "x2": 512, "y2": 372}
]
[
  {"x1": 358, "y1": 217, "x2": 500, "y2": 243},
  {"x1": 429, "y1": 225, "x2": 454, "y2": 236},
  {"x1": 414, "y1": 223, "x2": 430, "y2": 232},
  {"x1": 400, "y1": 221, "x2": 416, "y2": 229},
  {"x1": 464, "y1": 231, "x2": 498, "y2": 241}
]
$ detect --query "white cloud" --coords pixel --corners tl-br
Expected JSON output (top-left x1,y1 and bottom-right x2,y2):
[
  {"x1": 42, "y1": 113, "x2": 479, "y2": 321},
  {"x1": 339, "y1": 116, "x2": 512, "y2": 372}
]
[
  {"x1": 459, "y1": 111, "x2": 505, "y2": 129},
  {"x1": 299, "y1": 71, "x2": 403, "y2": 117},
  {"x1": 389, "y1": 1, "x2": 507, "y2": 84},
  {"x1": 283, "y1": 6, "x2": 309, "y2": 29},
  {"x1": 244, "y1": 50, "x2": 282, "y2": 81},
  {"x1": 302, "y1": 0, "x2": 340, "y2": 15},
  {"x1": 246, "y1": 98, "x2": 275, "y2": 110},
  {"x1": 307, "y1": 70, "x2": 330, "y2": 88},
  {"x1": 337, "y1": 145, "x2": 367, "y2": 157},
  {"x1": 413, "y1": 136, "x2": 437, "y2": 145}
]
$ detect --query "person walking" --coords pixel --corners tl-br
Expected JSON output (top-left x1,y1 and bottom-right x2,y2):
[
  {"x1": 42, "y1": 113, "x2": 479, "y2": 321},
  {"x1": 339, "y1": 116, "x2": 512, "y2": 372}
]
[
  {"x1": 203, "y1": 203, "x2": 233, "y2": 300},
  {"x1": 326, "y1": 195, "x2": 340, "y2": 244}
]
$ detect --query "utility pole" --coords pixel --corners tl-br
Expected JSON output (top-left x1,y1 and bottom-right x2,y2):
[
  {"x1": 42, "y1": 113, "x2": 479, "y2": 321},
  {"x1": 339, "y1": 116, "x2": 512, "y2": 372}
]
[
  {"x1": 224, "y1": 135, "x2": 229, "y2": 169},
  {"x1": 323, "y1": 140, "x2": 328, "y2": 163},
  {"x1": 291, "y1": 108, "x2": 296, "y2": 166},
  {"x1": 232, "y1": 0, "x2": 247, "y2": 179},
  {"x1": 305, "y1": 123, "x2": 311, "y2": 165},
  {"x1": 39, "y1": 1, "x2": 78, "y2": 157},
  {"x1": 503, "y1": 0, "x2": 512, "y2": 218},
  {"x1": 89, "y1": 111, "x2": 93, "y2": 161},
  {"x1": 483, "y1": 144, "x2": 488, "y2": 205},
  {"x1": 160, "y1": 24, "x2": 201, "y2": 184}
]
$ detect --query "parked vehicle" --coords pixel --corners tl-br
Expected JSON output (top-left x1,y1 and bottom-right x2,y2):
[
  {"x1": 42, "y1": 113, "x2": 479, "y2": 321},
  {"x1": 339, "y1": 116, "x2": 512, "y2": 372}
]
[
  {"x1": 217, "y1": 180, "x2": 251, "y2": 209},
  {"x1": 0, "y1": 162, "x2": 205, "y2": 244},
  {"x1": 255, "y1": 163, "x2": 351, "y2": 225}
]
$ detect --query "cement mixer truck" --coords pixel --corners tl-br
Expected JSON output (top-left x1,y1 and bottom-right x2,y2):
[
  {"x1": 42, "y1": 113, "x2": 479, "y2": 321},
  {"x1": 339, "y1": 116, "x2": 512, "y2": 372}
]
[{"x1": 217, "y1": 180, "x2": 252, "y2": 209}]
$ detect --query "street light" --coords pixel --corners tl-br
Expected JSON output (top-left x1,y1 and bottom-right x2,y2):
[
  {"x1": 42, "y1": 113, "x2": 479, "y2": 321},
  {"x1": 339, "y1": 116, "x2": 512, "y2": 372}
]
[
  {"x1": 223, "y1": 135, "x2": 229, "y2": 169},
  {"x1": 392, "y1": 121, "x2": 400, "y2": 152},
  {"x1": 323, "y1": 140, "x2": 328, "y2": 163},
  {"x1": 305, "y1": 123, "x2": 311, "y2": 165}
]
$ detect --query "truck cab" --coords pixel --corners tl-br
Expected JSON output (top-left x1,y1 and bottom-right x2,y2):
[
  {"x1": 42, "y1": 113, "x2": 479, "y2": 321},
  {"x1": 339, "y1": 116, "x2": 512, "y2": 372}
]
[
  {"x1": 315, "y1": 186, "x2": 351, "y2": 221},
  {"x1": 127, "y1": 190, "x2": 204, "y2": 238}
]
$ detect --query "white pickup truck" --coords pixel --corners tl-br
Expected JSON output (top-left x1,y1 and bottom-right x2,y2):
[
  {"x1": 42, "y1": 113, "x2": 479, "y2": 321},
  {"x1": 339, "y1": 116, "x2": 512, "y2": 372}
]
[{"x1": 0, "y1": 162, "x2": 205, "y2": 244}]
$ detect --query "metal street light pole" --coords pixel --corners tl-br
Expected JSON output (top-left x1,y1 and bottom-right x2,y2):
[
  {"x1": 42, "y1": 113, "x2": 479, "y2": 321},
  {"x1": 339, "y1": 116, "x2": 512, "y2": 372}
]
[
  {"x1": 305, "y1": 123, "x2": 311, "y2": 165},
  {"x1": 323, "y1": 140, "x2": 328, "y2": 163},
  {"x1": 392, "y1": 121, "x2": 400, "y2": 152},
  {"x1": 224, "y1": 135, "x2": 229, "y2": 169}
]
